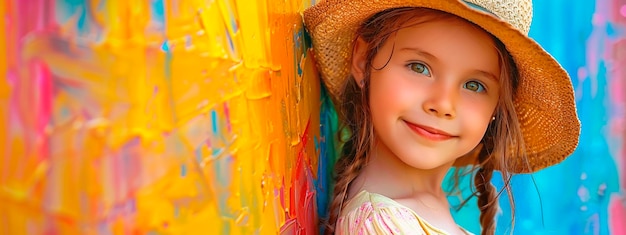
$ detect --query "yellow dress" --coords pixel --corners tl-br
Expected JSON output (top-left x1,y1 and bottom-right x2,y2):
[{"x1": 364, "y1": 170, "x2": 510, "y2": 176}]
[{"x1": 336, "y1": 191, "x2": 475, "y2": 235}]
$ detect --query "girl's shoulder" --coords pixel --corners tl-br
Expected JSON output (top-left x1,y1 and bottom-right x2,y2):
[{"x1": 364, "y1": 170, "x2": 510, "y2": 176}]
[
  {"x1": 341, "y1": 190, "x2": 408, "y2": 215},
  {"x1": 336, "y1": 191, "x2": 473, "y2": 235}
]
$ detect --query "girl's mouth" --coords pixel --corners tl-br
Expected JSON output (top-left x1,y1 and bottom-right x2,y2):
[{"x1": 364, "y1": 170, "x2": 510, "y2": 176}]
[{"x1": 404, "y1": 120, "x2": 456, "y2": 141}]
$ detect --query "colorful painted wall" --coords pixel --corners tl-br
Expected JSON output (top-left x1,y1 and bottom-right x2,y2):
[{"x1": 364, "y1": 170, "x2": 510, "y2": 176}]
[
  {"x1": 1, "y1": 0, "x2": 334, "y2": 234},
  {"x1": 0, "y1": 0, "x2": 624, "y2": 234}
]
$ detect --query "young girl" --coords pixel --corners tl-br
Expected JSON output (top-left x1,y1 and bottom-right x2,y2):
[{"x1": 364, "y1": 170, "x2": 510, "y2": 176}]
[{"x1": 304, "y1": 0, "x2": 580, "y2": 234}]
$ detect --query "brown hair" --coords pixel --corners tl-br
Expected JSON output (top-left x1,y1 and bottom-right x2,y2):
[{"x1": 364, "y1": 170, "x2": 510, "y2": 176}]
[{"x1": 323, "y1": 7, "x2": 525, "y2": 235}]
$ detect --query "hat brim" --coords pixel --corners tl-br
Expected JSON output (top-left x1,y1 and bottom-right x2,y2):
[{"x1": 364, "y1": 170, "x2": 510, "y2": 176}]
[{"x1": 304, "y1": 0, "x2": 580, "y2": 173}]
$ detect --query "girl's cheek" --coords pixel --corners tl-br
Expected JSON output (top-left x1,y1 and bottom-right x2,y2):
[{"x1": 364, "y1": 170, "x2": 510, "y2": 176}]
[{"x1": 458, "y1": 99, "x2": 493, "y2": 122}]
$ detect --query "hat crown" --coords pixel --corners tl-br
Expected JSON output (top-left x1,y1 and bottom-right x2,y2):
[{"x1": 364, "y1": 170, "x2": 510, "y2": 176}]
[{"x1": 463, "y1": 0, "x2": 533, "y2": 34}]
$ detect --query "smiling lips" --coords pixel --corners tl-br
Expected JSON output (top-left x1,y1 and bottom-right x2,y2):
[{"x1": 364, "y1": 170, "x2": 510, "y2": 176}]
[{"x1": 404, "y1": 121, "x2": 456, "y2": 141}]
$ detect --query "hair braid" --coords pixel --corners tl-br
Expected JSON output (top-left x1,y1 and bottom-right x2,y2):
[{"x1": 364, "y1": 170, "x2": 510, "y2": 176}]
[
  {"x1": 323, "y1": 73, "x2": 373, "y2": 234},
  {"x1": 475, "y1": 160, "x2": 497, "y2": 235},
  {"x1": 471, "y1": 26, "x2": 522, "y2": 235},
  {"x1": 323, "y1": 139, "x2": 368, "y2": 234}
]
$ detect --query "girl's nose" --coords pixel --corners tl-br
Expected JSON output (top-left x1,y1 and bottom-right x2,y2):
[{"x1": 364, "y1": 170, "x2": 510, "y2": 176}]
[{"x1": 422, "y1": 85, "x2": 457, "y2": 119}]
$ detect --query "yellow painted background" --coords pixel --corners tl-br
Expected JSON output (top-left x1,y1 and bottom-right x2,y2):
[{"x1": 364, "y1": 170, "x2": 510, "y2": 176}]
[{"x1": 0, "y1": 0, "x2": 328, "y2": 234}]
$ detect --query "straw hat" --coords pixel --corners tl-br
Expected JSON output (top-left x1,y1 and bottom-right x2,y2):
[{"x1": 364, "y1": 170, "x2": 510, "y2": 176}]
[{"x1": 303, "y1": 0, "x2": 580, "y2": 173}]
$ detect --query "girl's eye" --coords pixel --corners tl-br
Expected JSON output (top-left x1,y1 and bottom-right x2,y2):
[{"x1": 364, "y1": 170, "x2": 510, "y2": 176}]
[
  {"x1": 408, "y1": 63, "x2": 431, "y2": 76},
  {"x1": 464, "y1": 81, "x2": 486, "y2": 92}
]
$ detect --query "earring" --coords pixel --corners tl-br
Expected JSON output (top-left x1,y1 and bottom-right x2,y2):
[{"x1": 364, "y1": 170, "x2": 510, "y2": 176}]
[
  {"x1": 491, "y1": 116, "x2": 496, "y2": 121},
  {"x1": 359, "y1": 80, "x2": 365, "y2": 88}
]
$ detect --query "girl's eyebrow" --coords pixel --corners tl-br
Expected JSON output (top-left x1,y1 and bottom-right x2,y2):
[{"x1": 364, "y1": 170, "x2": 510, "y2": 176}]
[
  {"x1": 474, "y1": 70, "x2": 499, "y2": 82},
  {"x1": 398, "y1": 47, "x2": 439, "y2": 63}
]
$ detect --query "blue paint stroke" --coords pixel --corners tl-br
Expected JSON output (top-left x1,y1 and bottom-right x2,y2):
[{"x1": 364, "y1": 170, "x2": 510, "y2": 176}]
[
  {"x1": 315, "y1": 84, "x2": 340, "y2": 233},
  {"x1": 211, "y1": 109, "x2": 219, "y2": 135},
  {"x1": 181, "y1": 163, "x2": 187, "y2": 177}
]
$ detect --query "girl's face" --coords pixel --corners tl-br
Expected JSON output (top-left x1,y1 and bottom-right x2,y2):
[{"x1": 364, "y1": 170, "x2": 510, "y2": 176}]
[{"x1": 352, "y1": 17, "x2": 501, "y2": 170}]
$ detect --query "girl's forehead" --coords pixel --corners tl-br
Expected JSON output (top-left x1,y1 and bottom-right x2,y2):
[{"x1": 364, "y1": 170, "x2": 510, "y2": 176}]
[
  {"x1": 394, "y1": 18, "x2": 495, "y2": 52},
  {"x1": 397, "y1": 15, "x2": 486, "y2": 36},
  {"x1": 389, "y1": 18, "x2": 501, "y2": 78}
]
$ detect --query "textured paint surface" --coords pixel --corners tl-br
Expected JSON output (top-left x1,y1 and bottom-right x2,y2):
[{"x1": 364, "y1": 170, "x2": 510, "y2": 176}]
[
  {"x1": 0, "y1": 0, "x2": 624, "y2": 234},
  {"x1": 1, "y1": 0, "x2": 333, "y2": 234}
]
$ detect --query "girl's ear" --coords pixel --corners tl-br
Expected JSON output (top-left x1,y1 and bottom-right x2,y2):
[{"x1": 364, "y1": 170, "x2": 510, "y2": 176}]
[{"x1": 351, "y1": 37, "x2": 368, "y2": 88}]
